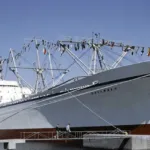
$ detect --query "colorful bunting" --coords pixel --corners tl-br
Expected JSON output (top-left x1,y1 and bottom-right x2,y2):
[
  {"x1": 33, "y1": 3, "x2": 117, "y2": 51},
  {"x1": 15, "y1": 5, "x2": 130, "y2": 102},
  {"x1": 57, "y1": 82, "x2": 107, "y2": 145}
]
[
  {"x1": 43, "y1": 48, "x2": 47, "y2": 55},
  {"x1": 67, "y1": 44, "x2": 69, "y2": 49},
  {"x1": 123, "y1": 46, "x2": 128, "y2": 52},
  {"x1": 81, "y1": 41, "x2": 86, "y2": 49},
  {"x1": 95, "y1": 33, "x2": 98, "y2": 38},
  {"x1": 4, "y1": 37, "x2": 149, "y2": 65},
  {"x1": 36, "y1": 43, "x2": 40, "y2": 49},
  {"x1": 141, "y1": 47, "x2": 144, "y2": 55},
  {"x1": 147, "y1": 47, "x2": 150, "y2": 56},
  {"x1": 42, "y1": 40, "x2": 45, "y2": 45},
  {"x1": 130, "y1": 46, "x2": 135, "y2": 50},
  {"x1": 102, "y1": 39, "x2": 105, "y2": 45},
  {"x1": 77, "y1": 43, "x2": 80, "y2": 50},
  {"x1": 111, "y1": 42, "x2": 115, "y2": 48},
  {"x1": 92, "y1": 44, "x2": 96, "y2": 50},
  {"x1": 60, "y1": 44, "x2": 66, "y2": 55},
  {"x1": 74, "y1": 44, "x2": 78, "y2": 51}
]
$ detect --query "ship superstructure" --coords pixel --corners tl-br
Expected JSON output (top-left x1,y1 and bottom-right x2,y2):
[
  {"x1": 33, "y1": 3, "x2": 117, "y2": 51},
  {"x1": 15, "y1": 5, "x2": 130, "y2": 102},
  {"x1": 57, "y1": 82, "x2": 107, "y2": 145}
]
[
  {"x1": 0, "y1": 57, "x2": 31, "y2": 104},
  {"x1": 0, "y1": 80, "x2": 31, "y2": 103}
]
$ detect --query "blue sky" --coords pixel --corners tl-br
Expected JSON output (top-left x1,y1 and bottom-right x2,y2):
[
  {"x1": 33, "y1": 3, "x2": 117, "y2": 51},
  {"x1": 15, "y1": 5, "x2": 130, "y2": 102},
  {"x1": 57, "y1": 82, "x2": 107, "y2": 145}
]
[
  {"x1": 0, "y1": 0, "x2": 150, "y2": 82},
  {"x1": 0, "y1": 0, "x2": 150, "y2": 53}
]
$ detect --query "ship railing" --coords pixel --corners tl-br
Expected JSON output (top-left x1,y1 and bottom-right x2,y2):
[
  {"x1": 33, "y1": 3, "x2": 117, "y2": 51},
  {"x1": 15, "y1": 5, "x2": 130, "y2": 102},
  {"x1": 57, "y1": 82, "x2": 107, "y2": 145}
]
[{"x1": 20, "y1": 130, "x2": 130, "y2": 140}]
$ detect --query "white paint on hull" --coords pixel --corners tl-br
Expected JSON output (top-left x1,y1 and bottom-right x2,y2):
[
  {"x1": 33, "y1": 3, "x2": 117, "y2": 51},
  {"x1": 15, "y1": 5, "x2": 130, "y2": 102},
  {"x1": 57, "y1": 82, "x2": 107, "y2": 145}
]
[{"x1": 0, "y1": 61, "x2": 150, "y2": 129}]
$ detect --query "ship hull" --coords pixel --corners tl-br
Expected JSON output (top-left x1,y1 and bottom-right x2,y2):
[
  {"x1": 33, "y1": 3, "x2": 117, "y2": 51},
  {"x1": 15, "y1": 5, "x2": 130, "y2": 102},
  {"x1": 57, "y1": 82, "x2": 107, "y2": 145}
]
[{"x1": 0, "y1": 61, "x2": 150, "y2": 134}]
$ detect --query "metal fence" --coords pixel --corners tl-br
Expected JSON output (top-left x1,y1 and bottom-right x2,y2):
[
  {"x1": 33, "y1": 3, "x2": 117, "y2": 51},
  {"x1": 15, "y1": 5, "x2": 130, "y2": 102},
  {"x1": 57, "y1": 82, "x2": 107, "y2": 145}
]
[{"x1": 20, "y1": 130, "x2": 130, "y2": 140}]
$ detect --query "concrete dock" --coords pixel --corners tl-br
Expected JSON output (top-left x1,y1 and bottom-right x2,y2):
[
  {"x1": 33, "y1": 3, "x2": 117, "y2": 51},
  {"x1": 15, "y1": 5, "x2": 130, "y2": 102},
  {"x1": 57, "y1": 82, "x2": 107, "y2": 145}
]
[
  {"x1": 0, "y1": 139, "x2": 83, "y2": 150},
  {"x1": 1, "y1": 131, "x2": 150, "y2": 150},
  {"x1": 0, "y1": 139, "x2": 25, "y2": 150}
]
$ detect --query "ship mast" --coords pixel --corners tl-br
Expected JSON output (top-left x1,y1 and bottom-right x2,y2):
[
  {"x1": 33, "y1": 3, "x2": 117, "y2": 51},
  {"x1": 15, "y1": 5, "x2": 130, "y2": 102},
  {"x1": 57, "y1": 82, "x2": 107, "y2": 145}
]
[
  {"x1": 5, "y1": 34, "x2": 145, "y2": 94},
  {"x1": 10, "y1": 49, "x2": 23, "y2": 87}
]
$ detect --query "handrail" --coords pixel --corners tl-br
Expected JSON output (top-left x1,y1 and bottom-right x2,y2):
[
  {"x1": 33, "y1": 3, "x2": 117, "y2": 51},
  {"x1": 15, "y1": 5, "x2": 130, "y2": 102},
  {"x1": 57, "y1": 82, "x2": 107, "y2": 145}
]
[{"x1": 20, "y1": 130, "x2": 130, "y2": 140}]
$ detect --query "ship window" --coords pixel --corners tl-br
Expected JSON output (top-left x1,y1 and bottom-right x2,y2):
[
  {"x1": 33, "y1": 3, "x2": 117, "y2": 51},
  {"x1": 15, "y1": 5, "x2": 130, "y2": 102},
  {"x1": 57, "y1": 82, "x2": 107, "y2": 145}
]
[
  {"x1": 103, "y1": 89, "x2": 106, "y2": 92},
  {"x1": 107, "y1": 89, "x2": 109, "y2": 92}
]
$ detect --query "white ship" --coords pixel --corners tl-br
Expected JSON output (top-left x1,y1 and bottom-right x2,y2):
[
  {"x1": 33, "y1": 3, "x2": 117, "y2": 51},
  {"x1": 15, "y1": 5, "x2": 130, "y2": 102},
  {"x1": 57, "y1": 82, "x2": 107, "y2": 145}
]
[{"x1": 0, "y1": 34, "x2": 149, "y2": 135}]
